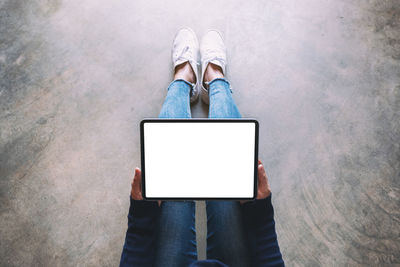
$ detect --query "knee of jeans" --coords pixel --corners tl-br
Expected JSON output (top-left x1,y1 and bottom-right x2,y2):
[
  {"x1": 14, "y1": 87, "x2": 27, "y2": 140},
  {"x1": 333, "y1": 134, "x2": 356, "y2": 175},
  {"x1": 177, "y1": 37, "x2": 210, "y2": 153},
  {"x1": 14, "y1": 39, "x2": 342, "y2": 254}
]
[
  {"x1": 161, "y1": 202, "x2": 195, "y2": 218},
  {"x1": 207, "y1": 202, "x2": 241, "y2": 220}
]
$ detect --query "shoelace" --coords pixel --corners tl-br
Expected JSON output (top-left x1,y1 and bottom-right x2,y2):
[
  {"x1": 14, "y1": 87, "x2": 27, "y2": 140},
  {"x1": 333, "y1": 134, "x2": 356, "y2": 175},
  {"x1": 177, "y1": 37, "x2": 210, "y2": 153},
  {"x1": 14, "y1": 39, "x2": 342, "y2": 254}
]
[
  {"x1": 174, "y1": 45, "x2": 200, "y2": 71},
  {"x1": 175, "y1": 45, "x2": 199, "y2": 65},
  {"x1": 203, "y1": 48, "x2": 226, "y2": 65}
]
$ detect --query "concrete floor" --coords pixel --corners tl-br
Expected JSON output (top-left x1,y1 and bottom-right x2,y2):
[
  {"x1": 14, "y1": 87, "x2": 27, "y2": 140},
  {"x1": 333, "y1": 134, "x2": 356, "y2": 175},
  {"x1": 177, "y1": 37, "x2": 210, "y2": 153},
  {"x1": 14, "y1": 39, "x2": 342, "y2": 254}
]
[{"x1": 1, "y1": 0, "x2": 399, "y2": 266}]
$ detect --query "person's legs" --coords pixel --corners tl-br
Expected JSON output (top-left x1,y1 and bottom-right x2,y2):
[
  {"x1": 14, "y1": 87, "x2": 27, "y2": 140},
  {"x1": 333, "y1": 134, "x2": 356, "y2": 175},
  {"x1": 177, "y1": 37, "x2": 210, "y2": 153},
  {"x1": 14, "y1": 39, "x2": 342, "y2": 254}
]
[
  {"x1": 159, "y1": 60, "x2": 197, "y2": 118},
  {"x1": 158, "y1": 79, "x2": 192, "y2": 119},
  {"x1": 154, "y1": 61, "x2": 198, "y2": 267},
  {"x1": 206, "y1": 201, "x2": 250, "y2": 267},
  {"x1": 205, "y1": 62, "x2": 241, "y2": 118},
  {"x1": 154, "y1": 201, "x2": 197, "y2": 267},
  {"x1": 208, "y1": 78, "x2": 241, "y2": 118},
  {"x1": 204, "y1": 65, "x2": 249, "y2": 266}
]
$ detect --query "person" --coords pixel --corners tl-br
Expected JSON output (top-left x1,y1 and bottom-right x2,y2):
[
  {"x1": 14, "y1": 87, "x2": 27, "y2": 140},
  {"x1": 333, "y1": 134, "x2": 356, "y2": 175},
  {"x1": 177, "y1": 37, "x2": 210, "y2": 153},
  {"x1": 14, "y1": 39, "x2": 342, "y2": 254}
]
[{"x1": 120, "y1": 28, "x2": 284, "y2": 267}]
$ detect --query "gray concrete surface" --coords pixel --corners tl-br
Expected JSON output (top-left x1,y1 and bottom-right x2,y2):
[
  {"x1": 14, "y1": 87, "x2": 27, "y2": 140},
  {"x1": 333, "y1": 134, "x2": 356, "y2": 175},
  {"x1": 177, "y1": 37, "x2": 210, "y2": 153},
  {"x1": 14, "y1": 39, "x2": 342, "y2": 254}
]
[{"x1": 1, "y1": 0, "x2": 399, "y2": 266}]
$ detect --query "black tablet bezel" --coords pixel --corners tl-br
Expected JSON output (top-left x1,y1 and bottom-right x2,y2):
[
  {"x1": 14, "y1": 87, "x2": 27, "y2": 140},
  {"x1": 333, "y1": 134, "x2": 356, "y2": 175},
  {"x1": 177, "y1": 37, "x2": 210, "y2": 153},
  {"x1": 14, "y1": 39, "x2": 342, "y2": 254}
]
[{"x1": 140, "y1": 119, "x2": 259, "y2": 200}]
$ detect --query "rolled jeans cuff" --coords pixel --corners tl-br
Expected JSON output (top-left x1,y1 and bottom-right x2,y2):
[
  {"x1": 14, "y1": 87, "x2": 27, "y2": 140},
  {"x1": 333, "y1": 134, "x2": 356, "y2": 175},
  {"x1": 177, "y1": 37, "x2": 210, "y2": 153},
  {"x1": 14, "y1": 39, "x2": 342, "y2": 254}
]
[
  {"x1": 206, "y1": 78, "x2": 233, "y2": 93},
  {"x1": 168, "y1": 79, "x2": 194, "y2": 90}
]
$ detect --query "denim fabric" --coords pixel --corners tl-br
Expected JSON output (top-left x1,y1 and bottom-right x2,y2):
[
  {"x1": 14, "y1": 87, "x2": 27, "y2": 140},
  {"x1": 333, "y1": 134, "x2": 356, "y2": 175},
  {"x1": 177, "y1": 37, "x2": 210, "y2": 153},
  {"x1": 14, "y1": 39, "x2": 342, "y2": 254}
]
[
  {"x1": 154, "y1": 78, "x2": 249, "y2": 267},
  {"x1": 153, "y1": 201, "x2": 197, "y2": 267},
  {"x1": 208, "y1": 78, "x2": 241, "y2": 118},
  {"x1": 158, "y1": 79, "x2": 192, "y2": 119}
]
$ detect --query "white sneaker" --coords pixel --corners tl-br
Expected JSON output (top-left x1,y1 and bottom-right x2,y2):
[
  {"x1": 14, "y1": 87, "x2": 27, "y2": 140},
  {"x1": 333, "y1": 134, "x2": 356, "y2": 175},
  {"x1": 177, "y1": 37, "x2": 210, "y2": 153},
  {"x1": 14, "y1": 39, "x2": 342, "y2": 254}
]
[
  {"x1": 172, "y1": 27, "x2": 200, "y2": 103},
  {"x1": 200, "y1": 30, "x2": 227, "y2": 105}
]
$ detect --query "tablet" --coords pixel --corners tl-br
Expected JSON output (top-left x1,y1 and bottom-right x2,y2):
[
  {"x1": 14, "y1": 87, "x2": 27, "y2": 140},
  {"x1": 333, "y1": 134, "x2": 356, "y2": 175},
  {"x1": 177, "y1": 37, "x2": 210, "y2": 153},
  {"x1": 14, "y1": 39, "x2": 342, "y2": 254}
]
[{"x1": 140, "y1": 119, "x2": 259, "y2": 200}]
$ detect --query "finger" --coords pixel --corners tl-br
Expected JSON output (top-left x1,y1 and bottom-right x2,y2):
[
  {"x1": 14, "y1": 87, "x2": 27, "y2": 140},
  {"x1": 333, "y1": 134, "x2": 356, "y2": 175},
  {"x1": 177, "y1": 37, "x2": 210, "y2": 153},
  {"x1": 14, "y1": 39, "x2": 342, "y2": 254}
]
[
  {"x1": 135, "y1": 167, "x2": 142, "y2": 186},
  {"x1": 258, "y1": 164, "x2": 267, "y2": 186},
  {"x1": 258, "y1": 164, "x2": 268, "y2": 192},
  {"x1": 132, "y1": 168, "x2": 142, "y2": 195},
  {"x1": 258, "y1": 159, "x2": 262, "y2": 165},
  {"x1": 257, "y1": 163, "x2": 271, "y2": 199}
]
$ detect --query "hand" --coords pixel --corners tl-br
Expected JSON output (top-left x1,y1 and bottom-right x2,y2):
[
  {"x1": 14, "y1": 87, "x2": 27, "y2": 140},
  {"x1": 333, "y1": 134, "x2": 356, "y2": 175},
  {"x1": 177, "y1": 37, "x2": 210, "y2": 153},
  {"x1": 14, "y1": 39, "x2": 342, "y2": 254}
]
[
  {"x1": 131, "y1": 167, "x2": 161, "y2": 206},
  {"x1": 241, "y1": 160, "x2": 271, "y2": 204}
]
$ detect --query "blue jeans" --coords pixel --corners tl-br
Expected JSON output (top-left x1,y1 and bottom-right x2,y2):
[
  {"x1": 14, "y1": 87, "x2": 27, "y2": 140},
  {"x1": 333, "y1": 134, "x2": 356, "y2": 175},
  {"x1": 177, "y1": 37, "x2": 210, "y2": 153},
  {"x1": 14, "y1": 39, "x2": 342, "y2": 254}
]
[{"x1": 154, "y1": 79, "x2": 249, "y2": 267}]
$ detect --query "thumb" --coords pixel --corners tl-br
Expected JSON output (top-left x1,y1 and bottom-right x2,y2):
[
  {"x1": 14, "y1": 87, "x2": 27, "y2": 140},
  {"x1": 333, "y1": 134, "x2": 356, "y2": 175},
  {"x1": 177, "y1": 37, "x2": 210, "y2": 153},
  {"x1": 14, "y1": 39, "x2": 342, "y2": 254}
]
[
  {"x1": 258, "y1": 163, "x2": 267, "y2": 185},
  {"x1": 132, "y1": 167, "x2": 142, "y2": 192},
  {"x1": 257, "y1": 163, "x2": 271, "y2": 199}
]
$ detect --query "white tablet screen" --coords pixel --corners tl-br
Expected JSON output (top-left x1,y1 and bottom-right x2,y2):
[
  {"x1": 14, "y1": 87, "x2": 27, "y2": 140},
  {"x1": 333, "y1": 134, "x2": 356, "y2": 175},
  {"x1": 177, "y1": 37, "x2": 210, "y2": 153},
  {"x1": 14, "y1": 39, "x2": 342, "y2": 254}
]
[{"x1": 141, "y1": 120, "x2": 258, "y2": 199}]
